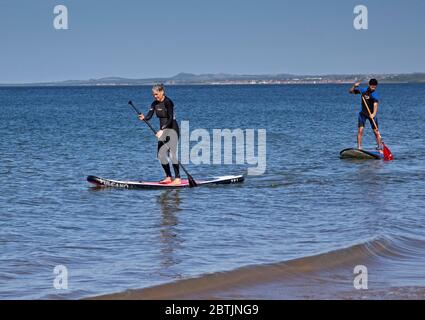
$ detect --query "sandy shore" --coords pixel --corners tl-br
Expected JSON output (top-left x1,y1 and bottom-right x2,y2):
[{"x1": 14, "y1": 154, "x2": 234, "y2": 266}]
[{"x1": 90, "y1": 239, "x2": 425, "y2": 300}]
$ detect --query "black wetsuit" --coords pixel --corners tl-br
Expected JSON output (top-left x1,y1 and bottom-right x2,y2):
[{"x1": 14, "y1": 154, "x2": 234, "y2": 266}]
[{"x1": 145, "y1": 97, "x2": 180, "y2": 178}]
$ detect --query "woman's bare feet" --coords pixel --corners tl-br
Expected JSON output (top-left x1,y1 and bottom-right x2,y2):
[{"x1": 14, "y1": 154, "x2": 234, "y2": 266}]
[
  {"x1": 169, "y1": 178, "x2": 182, "y2": 185},
  {"x1": 159, "y1": 177, "x2": 172, "y2": 184}
]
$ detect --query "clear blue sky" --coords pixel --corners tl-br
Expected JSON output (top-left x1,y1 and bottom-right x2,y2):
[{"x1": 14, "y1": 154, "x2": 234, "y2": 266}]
[{"x1": 1, "y1": 0, "x2": 424, "y2": 83}]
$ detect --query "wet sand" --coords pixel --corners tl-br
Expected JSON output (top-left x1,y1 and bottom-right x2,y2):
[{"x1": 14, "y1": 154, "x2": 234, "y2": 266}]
[{"x1": 90, "y1": 237, "x2": 425, "y2": 300}]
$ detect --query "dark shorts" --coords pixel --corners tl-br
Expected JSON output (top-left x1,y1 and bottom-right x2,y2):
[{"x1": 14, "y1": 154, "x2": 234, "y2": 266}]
[{"x1": 358, "y1": 112, "x2": 378, "y2": 130}]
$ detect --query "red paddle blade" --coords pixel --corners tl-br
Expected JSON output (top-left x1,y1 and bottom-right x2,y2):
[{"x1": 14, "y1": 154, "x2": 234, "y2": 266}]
[{"x1": 382, "y1": 143, "x2": 394, "y2": 161}]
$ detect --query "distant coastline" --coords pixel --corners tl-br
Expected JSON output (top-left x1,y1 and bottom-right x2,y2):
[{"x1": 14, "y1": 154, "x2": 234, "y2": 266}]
[{"x1": 1, "y1": 72, "x2": 425, "y2": 87}]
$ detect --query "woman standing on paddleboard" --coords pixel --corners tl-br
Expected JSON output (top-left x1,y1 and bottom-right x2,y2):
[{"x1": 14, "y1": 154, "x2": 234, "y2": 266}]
[{"x1": 138, "y1": 84, "x2": 181, "y2": 185}]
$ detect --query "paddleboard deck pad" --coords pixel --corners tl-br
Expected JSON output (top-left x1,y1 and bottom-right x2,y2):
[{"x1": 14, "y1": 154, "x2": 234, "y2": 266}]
[
  {"x1": 340, "y1": 148, "x2": 383, "y2": 160},
  {"x1": 87, "y1": 175, "x2": 244, "y2": 189}
]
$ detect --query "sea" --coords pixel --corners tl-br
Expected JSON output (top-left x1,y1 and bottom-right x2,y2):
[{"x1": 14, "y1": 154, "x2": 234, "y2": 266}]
[{"x1": 1, "y1": 84, "x2": 424, "y2": 299}]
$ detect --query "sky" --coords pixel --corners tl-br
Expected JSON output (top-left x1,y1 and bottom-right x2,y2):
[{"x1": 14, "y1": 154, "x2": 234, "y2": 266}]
[{"x1": 1, "y1": 0, "x2": 424, "y2": 83}]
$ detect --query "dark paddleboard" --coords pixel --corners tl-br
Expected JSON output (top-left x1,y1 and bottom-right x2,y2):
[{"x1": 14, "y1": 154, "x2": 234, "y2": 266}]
[
  {"x1": 87, "y1": 175, "x2": 244, "y2": 189},
  {"x1": 340, "y1": 148, "x2": 383, "y2": 160}
]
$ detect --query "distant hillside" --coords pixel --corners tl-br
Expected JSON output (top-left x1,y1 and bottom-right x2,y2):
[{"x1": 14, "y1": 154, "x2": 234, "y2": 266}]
[{"x1": 1, "y1": 72, "x2": 425, "y2": 86}]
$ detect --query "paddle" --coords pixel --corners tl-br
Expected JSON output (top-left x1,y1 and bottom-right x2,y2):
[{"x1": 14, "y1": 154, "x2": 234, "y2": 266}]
[
  {"x1": 360, "y1": 94, "x2": 394, "y2": 161},
  {"x1": 127, "y1": 100, "x2": 198, "y2": 187}
]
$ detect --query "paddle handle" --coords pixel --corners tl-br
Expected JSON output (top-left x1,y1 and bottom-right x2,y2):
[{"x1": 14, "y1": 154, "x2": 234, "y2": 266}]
[
  {"x1": 128, "y1": 100, "x2": 141, "y2": 115},
  {"x1": 128, "y1": 101, "x2": 158, "y2": 134}
]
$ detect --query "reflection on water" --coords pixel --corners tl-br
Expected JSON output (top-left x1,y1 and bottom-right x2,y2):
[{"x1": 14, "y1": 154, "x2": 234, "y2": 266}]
[
  {"x1": 354, "y1": 161, "x2": 386, "y2": 201},
  {"x1": 157, "y1": 190, "x2": 183, "y2": 276}
]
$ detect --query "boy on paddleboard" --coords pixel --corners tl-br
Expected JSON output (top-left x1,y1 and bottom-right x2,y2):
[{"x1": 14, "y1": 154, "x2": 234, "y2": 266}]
[{"x1": 349, "y1": 78, "x2": 383, "y2": 152}]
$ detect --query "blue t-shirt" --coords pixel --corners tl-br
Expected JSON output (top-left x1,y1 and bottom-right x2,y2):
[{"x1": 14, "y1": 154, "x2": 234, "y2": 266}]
[{"x1": 357, "y1": 87, "x2": 379, "y2": 116}]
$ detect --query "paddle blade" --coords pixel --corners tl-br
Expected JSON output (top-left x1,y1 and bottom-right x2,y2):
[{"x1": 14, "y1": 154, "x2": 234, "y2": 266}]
[
  {"x1": 382, "y1": 143, "x2": 394, "y2": 161},
  {"x1": 187, "y1": 175, "x2": 198, "y2": 188}
]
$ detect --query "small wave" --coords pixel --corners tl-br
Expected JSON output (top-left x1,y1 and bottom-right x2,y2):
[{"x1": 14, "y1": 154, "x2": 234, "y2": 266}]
[{"x1": 90, "y1": 235, "x2": 425, "y2": 299}]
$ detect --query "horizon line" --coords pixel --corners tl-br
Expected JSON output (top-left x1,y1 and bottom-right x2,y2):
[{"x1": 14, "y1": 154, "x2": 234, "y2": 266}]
[{"x1": 1, "y1": 71, "x2": 425, "y2": 86}]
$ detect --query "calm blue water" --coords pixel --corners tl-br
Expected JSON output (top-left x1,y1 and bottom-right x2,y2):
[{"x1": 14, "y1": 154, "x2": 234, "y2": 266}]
[{"x1": 1, "y1": 84, "x2": 425, "y2": 299}]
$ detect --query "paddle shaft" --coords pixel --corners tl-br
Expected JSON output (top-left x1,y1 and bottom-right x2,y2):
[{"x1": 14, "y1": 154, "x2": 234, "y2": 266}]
[
  {"x1": 128, "y1": 100, "x2": 163, "y2": 134},
  {"x1": 361, "y1": 94, "x2": 380, "y2": 133},
  {"x1": 128, "y1": 101, "x2": 197, "y2": 186}
]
